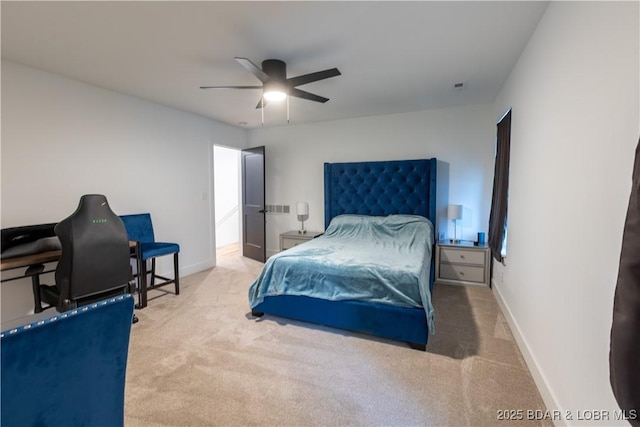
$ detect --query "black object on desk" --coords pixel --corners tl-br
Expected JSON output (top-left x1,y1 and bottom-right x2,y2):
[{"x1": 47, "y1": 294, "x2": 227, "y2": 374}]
[{"x1": 1, "y1": 223, "x2": 59, "y2": 259}]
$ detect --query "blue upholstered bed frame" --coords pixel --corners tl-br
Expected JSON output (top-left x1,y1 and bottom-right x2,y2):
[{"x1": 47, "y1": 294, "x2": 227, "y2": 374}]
[{"x1": 253, "y1": 158, "x2": 438, "y2": 350}]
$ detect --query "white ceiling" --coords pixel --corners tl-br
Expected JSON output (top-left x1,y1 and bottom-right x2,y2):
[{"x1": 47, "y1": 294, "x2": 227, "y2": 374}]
[{"x1": 1, "y1": 1, "x2": 548, "y2": 129}]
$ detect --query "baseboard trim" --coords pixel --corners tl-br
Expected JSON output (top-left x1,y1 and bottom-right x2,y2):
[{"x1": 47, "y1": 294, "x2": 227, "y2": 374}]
[
  {"x1": 152, "y1": 259, "x2": 215, "y2": 279},
  {"x1": 491, "y1": 279, "x2": 565, "y2": 427},
  {"x1": 180, "y1": 260, "x2": 215, "y2": 277}
]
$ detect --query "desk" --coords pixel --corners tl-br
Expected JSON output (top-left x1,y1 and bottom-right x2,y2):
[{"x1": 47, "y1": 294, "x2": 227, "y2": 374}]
[
  {"x1": 1, "y1": 250, "x2": 62, "y2": 272},
  {"x1": 1, "y1": 242, "x2": 141, "y2": 312}
]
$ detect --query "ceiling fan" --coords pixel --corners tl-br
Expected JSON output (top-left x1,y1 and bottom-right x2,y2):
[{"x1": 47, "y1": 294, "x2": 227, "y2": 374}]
[{"x1": 200, "y1": 57, "x2": 341, "y2": 109}]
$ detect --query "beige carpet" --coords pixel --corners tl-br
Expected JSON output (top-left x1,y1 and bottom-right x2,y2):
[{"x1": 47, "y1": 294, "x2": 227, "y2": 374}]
[{"x1": 124, "y1": 251, "x2": 550, "y2": 427}]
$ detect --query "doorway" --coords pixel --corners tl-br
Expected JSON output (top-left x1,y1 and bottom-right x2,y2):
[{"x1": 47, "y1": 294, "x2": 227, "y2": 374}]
[{"x1": 213, "y1": 145, "x2": 241, "y2": 259}]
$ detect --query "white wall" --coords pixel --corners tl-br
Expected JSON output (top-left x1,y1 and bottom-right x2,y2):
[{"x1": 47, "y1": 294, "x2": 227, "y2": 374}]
[
  {"x1": 1, "y1": 61, "x2": 248, "y2": 322},
  {"x1": 492, "y1": 2, "x2": 639, "y2": 425},
  {"x1": 248, "y1": 103, "x2": 495, "y2": 256},
  {"x1": 213, "y1": 145, "x2": 240, "y2": 248}
]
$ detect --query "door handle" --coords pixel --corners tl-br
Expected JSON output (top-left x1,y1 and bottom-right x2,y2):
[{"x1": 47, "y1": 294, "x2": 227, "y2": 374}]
[{"x1": 258, "y1": 209, "x2": 266, "y2": 213}]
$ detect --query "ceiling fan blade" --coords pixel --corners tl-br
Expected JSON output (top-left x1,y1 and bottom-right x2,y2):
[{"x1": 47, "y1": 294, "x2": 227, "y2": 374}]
[
  {"x1": 199, "y1": 85, "x2": 262, "y2": 89},
  {"x1": 289, "y1": 88, "x2": 329, "y2": 103},
  {"x1": 287, "y1": 68, "x2": 341, "y2": 88},
  {"x1": 255, "y1": 98, "x2": 269, "y2": 109},
  {"x1": 235, "y1": 57, "x2": 269, "y2": 83}
]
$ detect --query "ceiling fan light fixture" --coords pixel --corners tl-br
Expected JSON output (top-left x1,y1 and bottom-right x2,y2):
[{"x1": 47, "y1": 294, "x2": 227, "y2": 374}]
[
  {"x1": 263, "y1": 90, "x2": 287, "y2": 102},
  {"x1": 263, "y1": 77, "x2": 288, "y2": 102}
]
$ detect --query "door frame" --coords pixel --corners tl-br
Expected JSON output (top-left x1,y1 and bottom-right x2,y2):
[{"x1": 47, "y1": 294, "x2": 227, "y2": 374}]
[{"x1": 211, "y1": 144, "x2": 244, "y2": 261}]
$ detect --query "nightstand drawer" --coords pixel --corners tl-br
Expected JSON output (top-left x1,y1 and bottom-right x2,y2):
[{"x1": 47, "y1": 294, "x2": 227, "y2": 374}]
[
  {"x1": 281, "y1": 237, "x2": 304, "y2": 250},
  {"x1": 439, "y1": 264, "x2": 485, "y2": 283},
  {"x1": 279, "y1": 231, "x2": 323, "y2": 252},
  {"x1": 440, "y1": 247, "x2": 485, "y2": 266}
]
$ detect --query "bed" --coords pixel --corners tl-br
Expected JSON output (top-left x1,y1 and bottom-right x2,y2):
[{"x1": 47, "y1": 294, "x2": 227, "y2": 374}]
[{"x1": 249, "y1": 158, "x2": 438, "y2": 350}]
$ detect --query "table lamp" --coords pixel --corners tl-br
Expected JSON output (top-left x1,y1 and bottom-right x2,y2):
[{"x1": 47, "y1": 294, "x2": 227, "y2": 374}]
[
  {"x1": 448, "y1": 204, "x2": 463, "y2": 243},
  {"x1": 297, "y1": 202, "x2": 309, "y2": 234}
]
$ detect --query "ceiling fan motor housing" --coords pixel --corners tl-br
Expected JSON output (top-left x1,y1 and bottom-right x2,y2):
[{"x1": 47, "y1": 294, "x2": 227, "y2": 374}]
[
  {"x1": 262, "y1": 59, "x2": 288, "y2": 95},
  {"x1": 262, "y1": 59, "x2": 287, "y2": 81}
]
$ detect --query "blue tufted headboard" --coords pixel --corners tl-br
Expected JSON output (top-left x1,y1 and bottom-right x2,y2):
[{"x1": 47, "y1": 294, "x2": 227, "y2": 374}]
[{"x1": 323, "y1": 158, "x2": 437, "y2": 229}]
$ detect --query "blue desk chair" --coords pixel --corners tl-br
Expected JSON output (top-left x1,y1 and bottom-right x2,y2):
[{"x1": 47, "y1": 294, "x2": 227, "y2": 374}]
[
  {"x1": 1, "y1": 294, "x2": 135, "y2": 427},
  {"x1": 119, "y1": 213, "x2": 180, "y2": 308}
]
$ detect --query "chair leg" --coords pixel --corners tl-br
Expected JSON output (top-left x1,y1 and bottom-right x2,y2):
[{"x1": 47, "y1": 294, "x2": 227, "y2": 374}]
[
  {"x1": 136, "y1": 254, "x2": 180, "y2": 306},
  {"x1": 140, "y1": 259, "x2": 148, "y2": 309},
  {"x1": 173, "y1": 253, "x2": 180, "y2": 295},
  {"x1": 150, "y1": 258, "x2": 156, "y2": 287},
  {"x1": 134, "y1": 241, "x2": 143, "y2": 309}
]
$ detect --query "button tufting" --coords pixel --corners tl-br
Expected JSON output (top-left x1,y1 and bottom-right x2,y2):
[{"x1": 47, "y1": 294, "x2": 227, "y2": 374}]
[{"x1": 325, "y1": 159, "x2": 433, "y2": 223}]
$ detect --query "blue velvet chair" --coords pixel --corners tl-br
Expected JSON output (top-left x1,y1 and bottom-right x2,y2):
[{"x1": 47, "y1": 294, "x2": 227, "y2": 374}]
[
  {"x1": 1, "y1": 294, "x2": 135, "y2": 427},
  {"x1": 119, "y1": 213, "x2": 180, "y2": 308}
]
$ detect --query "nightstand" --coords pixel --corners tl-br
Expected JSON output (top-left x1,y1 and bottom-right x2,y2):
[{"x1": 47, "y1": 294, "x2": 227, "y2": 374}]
[
  {"x1": 279, "y1": 230, "x2": 323, "y2": 251},
  {"x1": 435, "y1": 241, "x2": 490, "y2": 286}
]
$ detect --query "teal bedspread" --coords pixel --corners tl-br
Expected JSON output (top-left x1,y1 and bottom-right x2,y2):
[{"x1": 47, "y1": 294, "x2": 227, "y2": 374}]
[{"x1": 248, "y1": 214, "x2": 435, "y2": 333}]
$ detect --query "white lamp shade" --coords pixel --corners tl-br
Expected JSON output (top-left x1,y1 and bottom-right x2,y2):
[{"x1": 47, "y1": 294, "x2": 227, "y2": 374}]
[
  {"x1": 448, "y1": 204, "x2": 463, "y2": 220},
  {"x1": 296, "y1": 202, "x2": 309, "y2": 216}
]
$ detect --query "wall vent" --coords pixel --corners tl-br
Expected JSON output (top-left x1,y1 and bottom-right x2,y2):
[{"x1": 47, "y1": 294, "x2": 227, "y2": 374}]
[{"x1": 266, "y1": 204, "x2": 291, "y2": 215}]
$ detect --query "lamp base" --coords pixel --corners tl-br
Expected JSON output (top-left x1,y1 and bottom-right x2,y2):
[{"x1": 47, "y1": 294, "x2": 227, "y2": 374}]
[{"x1": 298, "y1": 229, "x2": 307, "y2": 235}]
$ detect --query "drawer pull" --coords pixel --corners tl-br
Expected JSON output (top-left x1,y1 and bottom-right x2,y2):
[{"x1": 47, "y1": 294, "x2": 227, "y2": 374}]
[
  {"x1": 459, "y1": 271, "x2": 465, "y2": 276},
  {"x1": 459, "y1": 255, "x2": 465, "y2": 259}
]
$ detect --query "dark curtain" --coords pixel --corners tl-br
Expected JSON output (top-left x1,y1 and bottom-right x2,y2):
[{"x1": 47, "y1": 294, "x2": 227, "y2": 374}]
[
  {"x1": 610, "y1": 137, "x2": 640, "y2": 426},
  {"x1": 488, "y1": 110, "x2": 511, "y2": 263}
]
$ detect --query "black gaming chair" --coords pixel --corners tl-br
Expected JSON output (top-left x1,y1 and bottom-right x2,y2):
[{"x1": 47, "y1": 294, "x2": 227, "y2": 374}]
[{"x1": 38, "y1": 194, "x2": 133, "y2": 313}]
